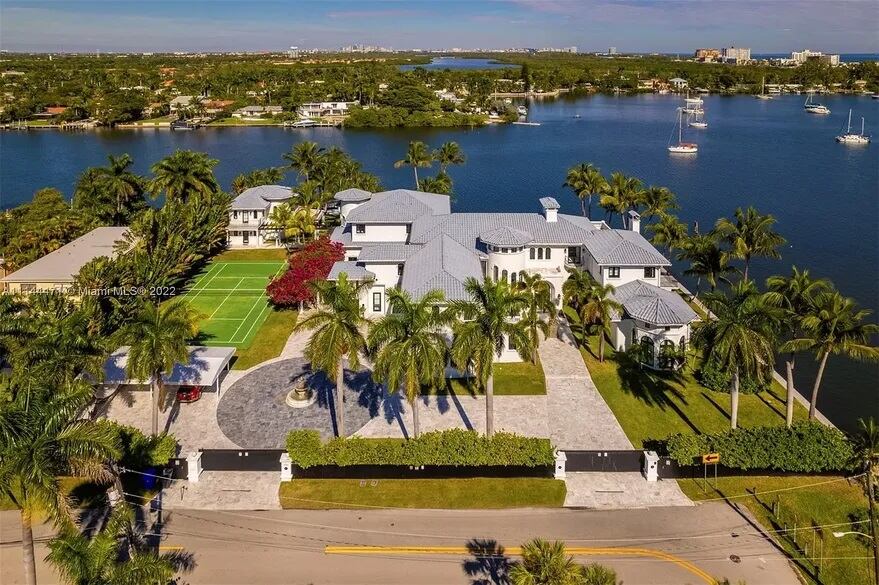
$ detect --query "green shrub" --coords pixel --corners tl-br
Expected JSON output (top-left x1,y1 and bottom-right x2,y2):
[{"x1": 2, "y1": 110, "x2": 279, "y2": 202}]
[
  {"x1": 103, "y1": 422, "x2": 177, "y2": 469},
  {"x1": 698, "y1": 358, "x2": 769, "y2": 394},
  {"x1": 286, "y1": 429, "x2": 555, "y2": 469},
  {"x1": 666, "y1": 422, "x2": 854, "y2": 472}
]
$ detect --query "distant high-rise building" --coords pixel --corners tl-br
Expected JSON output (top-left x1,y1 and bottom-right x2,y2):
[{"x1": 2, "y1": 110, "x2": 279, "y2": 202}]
[
  {"x1": 608, "y1": 47, "x2": 618, "y2": 55},
  {"x1": 287, "y1": 46, "x2": 299, "y2": 59},
  {"x1": 721, "y1": 46, "x2": 751, "y2": 63},
  {"x1": 792, "y1": 49, "x2": 840, "y2": 66},
  {"x1": 694, "y1": 48, "x2": 721, "y2": 62}
]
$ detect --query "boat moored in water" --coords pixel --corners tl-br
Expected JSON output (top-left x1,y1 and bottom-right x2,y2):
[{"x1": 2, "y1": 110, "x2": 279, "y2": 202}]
[
  {"x1": 836, "y1": 109, "x2": 870, "y2": 144},
  {"x1": 669, "y1": 109, "x2": 698, "y2": 154},
  {"x1": 804, "y1": 93, "x2": 830, "y2": 114}
]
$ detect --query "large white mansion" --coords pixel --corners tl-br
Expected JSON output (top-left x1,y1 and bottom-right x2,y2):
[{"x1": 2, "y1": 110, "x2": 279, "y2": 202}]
[
  {"x1": 328, "y1": 188, "x2": 697, "y2": 368},
  {"x1": 227, "y1": 185, "x2": 294, "y2": 248}
]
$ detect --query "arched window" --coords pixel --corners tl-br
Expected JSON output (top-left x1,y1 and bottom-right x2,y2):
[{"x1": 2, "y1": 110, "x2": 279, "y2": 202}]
[
  {"x1": 545, "y1": 247, "x2": 551, "y2": 259},
  {"x1": 493, "y1": 266, "x2": 498, "y2": 281},
  {"x1": 530, "y1": 248, "x2": 535, "y2": 259},
  {"x1": 510, "y1": 272, "x2": 517, "y2": 285},
  {"x1": 502, "y1": 269, "x2": 508, "y2": 282},
  {"x1": 640, "y1": 336, "x2": 655, "y2": 365},
  {"x1": 537, "y1": 248, "x2": 544, "y2": 260}
]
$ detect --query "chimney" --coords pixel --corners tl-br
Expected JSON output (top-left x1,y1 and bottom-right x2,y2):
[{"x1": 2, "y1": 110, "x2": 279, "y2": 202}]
[
  {"x1": 628, "y1": 210, "x2": 641, "y2": 233},
  {"x1": 539, "y1": 197, "x2": 560, "y2": 223}
]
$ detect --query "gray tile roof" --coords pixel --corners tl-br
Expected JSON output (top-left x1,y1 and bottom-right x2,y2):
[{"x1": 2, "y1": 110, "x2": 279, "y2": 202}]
[
  {"x1": 334, "y1": 188, "x2": 372, "y2": 203},
  {"x1": 401, "y1": 235, "x2": 482, "y2": 302},
  {"x1": 1, "y1": 227, "x2": 128, "y2": 283},
  {"x1": 345, "y1": 189, "x2": 451, "y2": 223},
  {"x1": 328, "y1": 262, "x2": 375, "y2": 281},
  {"x1": 539, "y1": 196, "x2": 560, "y2": 210},
  {"x1": 582, "y1": 229, "x2": 670, "y2": 266},
  {"x1": 611, "y1": 280, "x2": 698, "y2": 326},
  {"x1": 357, "y1": 244, "x2": 421, "y2": 262},
  {"x1": 410, "y1": 213, "x2": 596, "y2": 248},
  {"x1": 479, "y1": 226, "x2": 533, "y2": 247},
  {"x1": 330, "y1": 226, "x2": 354, "y2": 246},
  {"x1": 231, "y1": 185, "x2": 293, "y2": 209}
]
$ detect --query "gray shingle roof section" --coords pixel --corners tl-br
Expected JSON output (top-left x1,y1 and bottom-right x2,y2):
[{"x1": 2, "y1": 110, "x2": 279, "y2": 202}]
[
  {"x1": 401, "y1": 235, "x2": 482, "y2": 301},
  {"x1": 231, "y1": 185, "x2": 293, "y2": 209},
  {"x1": 583, "y1": 229, "x2": 670, "y2": 266},
  {"x1": 345, "y1": 189, "x2": 450, "y2": 223},
  {"x1": 611, "y1": 280, "x2": 697, "y2": 326},
  {"x1": 357, "y1": 244, "x2": 421, "y2": 262},
  {"x1": 479, "y1": 226, "x2": 534, "y2": 247},
  {"x1": 1, "y1": 227, "x2": 128, "y2": 284},
  {"x1": 539, "y1": 196, "x2": 560, "y2": 210},
  {"x1": 334, "y1": 188, "x2": 372, "y2": 203},
  {"x1": 328, "y1": 262, "x2": 375, "y2": 281},
  {"x1": 410, "y1": 213, "x2": 596, "y2": 248},
  {"x1": 330, "y1": 226, "x2": 353, "y2": 246}
]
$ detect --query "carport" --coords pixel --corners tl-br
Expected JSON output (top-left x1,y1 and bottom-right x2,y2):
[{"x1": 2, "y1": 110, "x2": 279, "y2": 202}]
[{"x1": 100, "y1": 346, "x2": 236, "y2": 400}]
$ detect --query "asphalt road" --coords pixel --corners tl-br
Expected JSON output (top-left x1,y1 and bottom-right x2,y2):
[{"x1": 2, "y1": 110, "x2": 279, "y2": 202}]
[{"x1": 1, "y1": 503, "x2": 800, "y2": 585}]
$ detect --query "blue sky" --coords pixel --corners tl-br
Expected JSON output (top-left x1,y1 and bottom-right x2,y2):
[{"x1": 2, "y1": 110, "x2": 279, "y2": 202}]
[{"x1": 1, "y1": 1, "x2": 877, "y2": 53}]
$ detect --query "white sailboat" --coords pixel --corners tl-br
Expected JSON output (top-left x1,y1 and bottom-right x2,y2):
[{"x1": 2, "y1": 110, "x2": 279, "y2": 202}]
[
  {"x1": 755, "y1": 76, "x2": 773, "y2": 100},
  {"x1": 682, "y1": 91, "x2": 704, "y2": 114},
  {"x1": 804, "y1": 93, "x2": 830, "y2": 114},
  {"x1": 836, "y1": 109, "x2": 870, "y2": 144},
  {"x1": 688, "y1": 109, "x2": 708, "y2": 129},
  {"x1": 668, "y1": 109, "x2": 698, "y2": 154}
]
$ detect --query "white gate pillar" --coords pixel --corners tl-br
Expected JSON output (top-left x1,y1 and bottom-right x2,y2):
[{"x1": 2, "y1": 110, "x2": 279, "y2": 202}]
[
  {"x1": 186, "y1": 451, "x2": 203, "y2": 483},
  {"x1": 280, "y1": 453, "x2": 293, "y2": 482},
  {"x1": 554, "y1": 450, "x2": 567, "y2": 480}
]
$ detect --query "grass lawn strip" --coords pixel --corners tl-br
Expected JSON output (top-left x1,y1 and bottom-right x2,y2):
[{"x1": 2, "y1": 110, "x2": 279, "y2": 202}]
[
  {"x1": 226, "y1": 262, "x2": 285, "y2": 345},
  {"x1": 678, "y1": 475, "x2": 871, "y2": 585},
  {"x1": 185, "y1": 262, "x2": 222, "y2": 304},
  {"x1": 214, "y1": 249, "x2": 288, "y2": 262},
  {"x1": 231, "y1": 309, "x2": 298, "y2": 370},
  {"x1": 206, "y1": 277, "x2": 244, "y2": 320},
  {"x1": 279, "y1": 478, "x2": 566, "y2": 509}
]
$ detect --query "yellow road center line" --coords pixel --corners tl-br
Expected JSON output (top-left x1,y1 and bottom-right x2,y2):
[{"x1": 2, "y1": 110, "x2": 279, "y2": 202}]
[
  {"x1": 158, "y1": 545, "x2": 185, "y2": 551},
  {"x1": 324, "y1": 545, "x2": 716, "y2": 584}
]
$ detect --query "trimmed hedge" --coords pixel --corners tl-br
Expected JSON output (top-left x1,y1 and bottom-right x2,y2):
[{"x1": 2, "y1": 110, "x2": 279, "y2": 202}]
[
  {"x1": 698, "y1": 358, "x2": 769, "y2": 394},
  {"x1": 103, "y1": 421, "x2": 177, "y2": 469},
  {"x1": 286, "y1": 429, "x2": 555, "y2": 469},
  {"x1": 666, "y1": 422, "x2": 853, "y2": 472}
]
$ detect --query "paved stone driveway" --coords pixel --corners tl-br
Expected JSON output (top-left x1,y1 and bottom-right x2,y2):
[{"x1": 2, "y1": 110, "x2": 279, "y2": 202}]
[
  {"x1": 563, "y1": 473, "x2": 694, "y2": 508},
  {"x1": 163, "y1": 472, "x2": 281, "y2": 510}
]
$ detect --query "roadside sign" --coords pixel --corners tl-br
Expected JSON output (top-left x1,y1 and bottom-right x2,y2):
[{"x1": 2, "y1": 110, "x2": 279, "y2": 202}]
[{"x1": 702, "y1": 453, "x2": 720, "y2": 465}]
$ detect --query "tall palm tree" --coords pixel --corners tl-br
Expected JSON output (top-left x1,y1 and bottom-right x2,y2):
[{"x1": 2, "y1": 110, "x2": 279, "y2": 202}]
[
  {"x1": 789, "y1": 291, "x2": 879, "y2": 419},
  {"x1": 849, "y1": 417, "x2": 879, "y2": 585},
  {"x1": 297, "y1": 273, "x2": 368, "y2": 437},
  {"x1": 46, "y1": 502, "x2": 192, "y2": 585},
  {"x1": 417, "y1": 172, "x2": 452, "y2": 195},
  {"x1": 509, "y1": 539, "x2": 584, "y2": 585},
  {"x1": 647, "y1": 213, "x2": 688, "y2": 254},
  {"x1": 515, "y1": 273, "x2": 556, "y2": 364},
  {"x1": 97, "y1": 154, "x2": 145, "y2": 225},
  {"x1": 368, "y1": 289, "x2": 451, "y2": 438},
  {"x1": 117, "y1": 299, "x2": 200, "y2": 436},
  {"x1": 694, "y1": 281, "x2": 779, "y2": 429},
  {"x1": 563, "y1": 163, "x2": 607, "y2": 218},
  {"x1": 450, "y1": 278, "x2": 531, "y2": 437},
  {"x1": 713, "y1": 206, "x2": 786, "y2": 282},
  {"x1": 0, "y1": 383, "x2": 120, "y2": 585},
  {"x1": 640, "y1": 186, "x2": 679, "y2": 224},
  {"x1": 433, "y1": 141, "x2": 465, "y2": 173},
  {"x1": 765, "y1": 267, "x2": 830, "y2": 427},
  {"x1": 283, "y1": 141, "x2": 325, "y2": 181},
  {"x1": 149, "y1": 150, "x2": 220, "y2": 202},
  {"x1": 563, "y1": 269, "x2": 622, "y2": 363},
  {"x1": 562, "y1": 266, "x2": 597, "y2": 344},
  {"x1": 600, "y1": 172, "x2": 644, "y2": 228},
  {"x1": 394, "y1": 141, "x2": 433, "y2": 188},
  {"x1": 231, "y1": 166, "x2": 285, "y2": 195},
  {"x1": 678, "y1": 234, "x2": 736, "y2": 293}
]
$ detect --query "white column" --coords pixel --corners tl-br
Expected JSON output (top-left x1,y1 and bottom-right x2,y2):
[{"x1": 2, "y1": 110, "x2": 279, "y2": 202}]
[
  {"x1": 554, "y1": 450, "x2": 567, "y2": 480},
  {"x1": 186, "y1": 451, "x2": 203, "y2": 483},
  {"x1": 280, "y1": 453, "x2": 293, "y2": 482}
]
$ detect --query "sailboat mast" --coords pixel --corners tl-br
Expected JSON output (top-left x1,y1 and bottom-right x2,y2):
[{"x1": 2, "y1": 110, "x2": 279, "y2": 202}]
[
  {"x1": 847, "y1": 109, "x2": 852, "y2": 133},
  {"x1": 861, "y1": 117, "x2": 865, "y2": 136}
]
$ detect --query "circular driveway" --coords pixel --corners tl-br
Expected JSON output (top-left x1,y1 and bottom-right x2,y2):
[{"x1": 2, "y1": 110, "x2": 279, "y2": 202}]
[{"x1": 217, "y1": 358, "x2": 383, "y2": 448}]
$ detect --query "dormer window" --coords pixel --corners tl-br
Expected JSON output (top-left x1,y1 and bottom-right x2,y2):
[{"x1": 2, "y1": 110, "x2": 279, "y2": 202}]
[{"x1": 355, "y1": 224, "x2": 366, "y2": 234}]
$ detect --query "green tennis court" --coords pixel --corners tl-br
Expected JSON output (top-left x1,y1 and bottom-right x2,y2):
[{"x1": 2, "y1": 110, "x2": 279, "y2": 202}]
[{"x1": 183, "y1": 260, "x2": 285, "y2": 348}]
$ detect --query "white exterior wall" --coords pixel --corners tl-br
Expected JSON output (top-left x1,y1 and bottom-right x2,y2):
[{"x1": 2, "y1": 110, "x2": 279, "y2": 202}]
[
  {"x1": 351, "y1": 224, "x2": 409, "y2": 243},
  {"x1": 487, "y1": 248, "x2": 527, "y2": 283},
  {"x1": 227, "y1": 229, "x2": 264, "y2": 247},
  {"x1": 340, "y1": 202, "x2": 361, "y2": 222},
  {"x1": 617, "y1": 318, "x2": 692, "y2": 369},
  {"x1": 596, "y1": 265, "x2": 662, "y2": 288},
  {"x1": 363, "y1": 263, "x2": 403, "y2": 293}
]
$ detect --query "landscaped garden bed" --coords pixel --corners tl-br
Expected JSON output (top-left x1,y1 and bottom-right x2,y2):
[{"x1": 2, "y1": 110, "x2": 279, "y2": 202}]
[{"x1": 444, "y1": 361, "x2": 547, "y2": 396}]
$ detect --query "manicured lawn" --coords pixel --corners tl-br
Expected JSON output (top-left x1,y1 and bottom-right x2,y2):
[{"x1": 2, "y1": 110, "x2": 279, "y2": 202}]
[
  {"x1": 279, "y1": 478, "x2": 566, "y2": 509},
  {"x1": 232, "y1": 308, "x2": 298, "y2": 370},
  {"x1": 577, "y1": 333, "x2": 807, "y2": 447},
  {"x1": 214, "y1": 248, "x2": 288, "y2": 262},
  {"x1": 442, "y1": 361, "x2": 547, "y2": 396},
  {"x1": 678, "y1": 476, "x2": 872, "y2": 585}
]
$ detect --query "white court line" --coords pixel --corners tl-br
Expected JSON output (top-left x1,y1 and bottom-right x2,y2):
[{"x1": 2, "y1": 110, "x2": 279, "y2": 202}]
[
  {"x1": 207, "y1": 278, "x2": 243, "y2": 320},
  {"x1": 188, "y1": 262, "x2": 220, "y2": 292},
  {"x1": 227, "y1": 263, "x2": 285, "y2": 344}
]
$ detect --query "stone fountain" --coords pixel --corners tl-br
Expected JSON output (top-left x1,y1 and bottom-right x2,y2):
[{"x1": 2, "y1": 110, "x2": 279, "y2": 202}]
[{"x1": 285, "y1": 377, "x2": 317, "y2": 408}]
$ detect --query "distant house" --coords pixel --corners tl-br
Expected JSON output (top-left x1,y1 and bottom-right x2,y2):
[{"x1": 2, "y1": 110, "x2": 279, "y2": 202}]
[
  {"x1": 231, "y1": 105, "x2": 283, "y2": 119},
  {"x1": 668, "y1": 78, "x2": 688, "y2": 89},
  {"x1": 203, "y1": 99, "x2": 235, "y2": 114},
  {"x1": 228, "y1": 185, "x2": 295, "y2": 247},
  {"x1": 434, "y1": 89, "x2": 462, "y2": 103},
  {"x1": 296, "y1": 101, "x2": 353, "y2": 118},
  {"x1": 169, "y1": 95, "x2": 199, "y2": 112},
  {"x1": 0, "y1": 227, "x2": 128, "y2": 294}
]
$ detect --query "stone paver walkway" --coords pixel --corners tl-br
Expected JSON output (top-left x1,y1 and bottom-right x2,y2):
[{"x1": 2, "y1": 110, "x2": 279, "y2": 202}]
[{"x1": 163, "y1": 472, "x2": 280, "y2": 510}]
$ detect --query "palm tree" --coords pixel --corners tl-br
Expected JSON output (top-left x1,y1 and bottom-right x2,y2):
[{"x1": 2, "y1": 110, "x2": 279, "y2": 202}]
[
  {"x1": 283, "y1": 141, "x2": 324, "y2": 181},
  {"x1": 149, "y1": 150, "x2": 220, "y2": 202},
  {"x1": 581, "y1": 563, "x2": 619, "y2": 585},
  {"x1": 368, "y1": 289, "x2": 451, "y2": 438},
  {"x1": 641, "y1": 186, "x2": 679, "y2": 223},
  {"x1": 563, "y1": 163, "x2": 607, "y2": 218},
  {"x1": 678, "y1": 234, "x2": 736, "y2": 293},
  {"x1": 0, "y1": 383, "x2": 120, "y2": 585},
  {"x1": 46, "y1": 502, "x2": 192, "y2": 585},
  {"x1": 713, "y1": 207, "x2": 786, "y2": 282},
  {"x1": 647, "y1": 213, "x2": 688, "y2": 253},
  {"x1": 433, "y1": 141, "x2": 465, "y2": 173},
  {"x1": 789, "y1": 291, "x2": 879, "y2": 419},
  {"x1": 417, "y1": 172, "x2": 452, "y2": 195},
  {"x1": 563, "y1": 269, "x2": 622, "y2": 363},
  {"x1": 395, "y1": 141, "x2": 433, "y2": 188},
  {"x1": 116, "y1": 299, "x2": 200, "y2": 436},
  {"x1": 231, "y1": 166, "x2": 285, "y2": 195},
  {"x1": 509, "y1": 539, "x2": 584, "y2": 585},
  {"x1": 600, "y1": 172, "x2": 644, "y2": 228},
  {"x1": 562, "y1": 266, "x2": 596, "y2": 344},
  {"x1": 97, "y1": 154, "x2": 145, "y2": 225},
  {"x1": 450, "y1": 278, "x2": 531, "y2": 437},
  {"x1": 297, "y1": 273, "x2": 368, "y2": 437},
  {"x1": 515, "y1": 273, "x2": 556, "y2": 364},
  {"x1": 765, "y1": 267, "x2": 830, "y2": 427},
  {"x1": 849, "y1": 418, "x2": 879, "y2": 585},
  {"x1": 694, "y1": 281, "x2": 779, "y2": 429}
]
